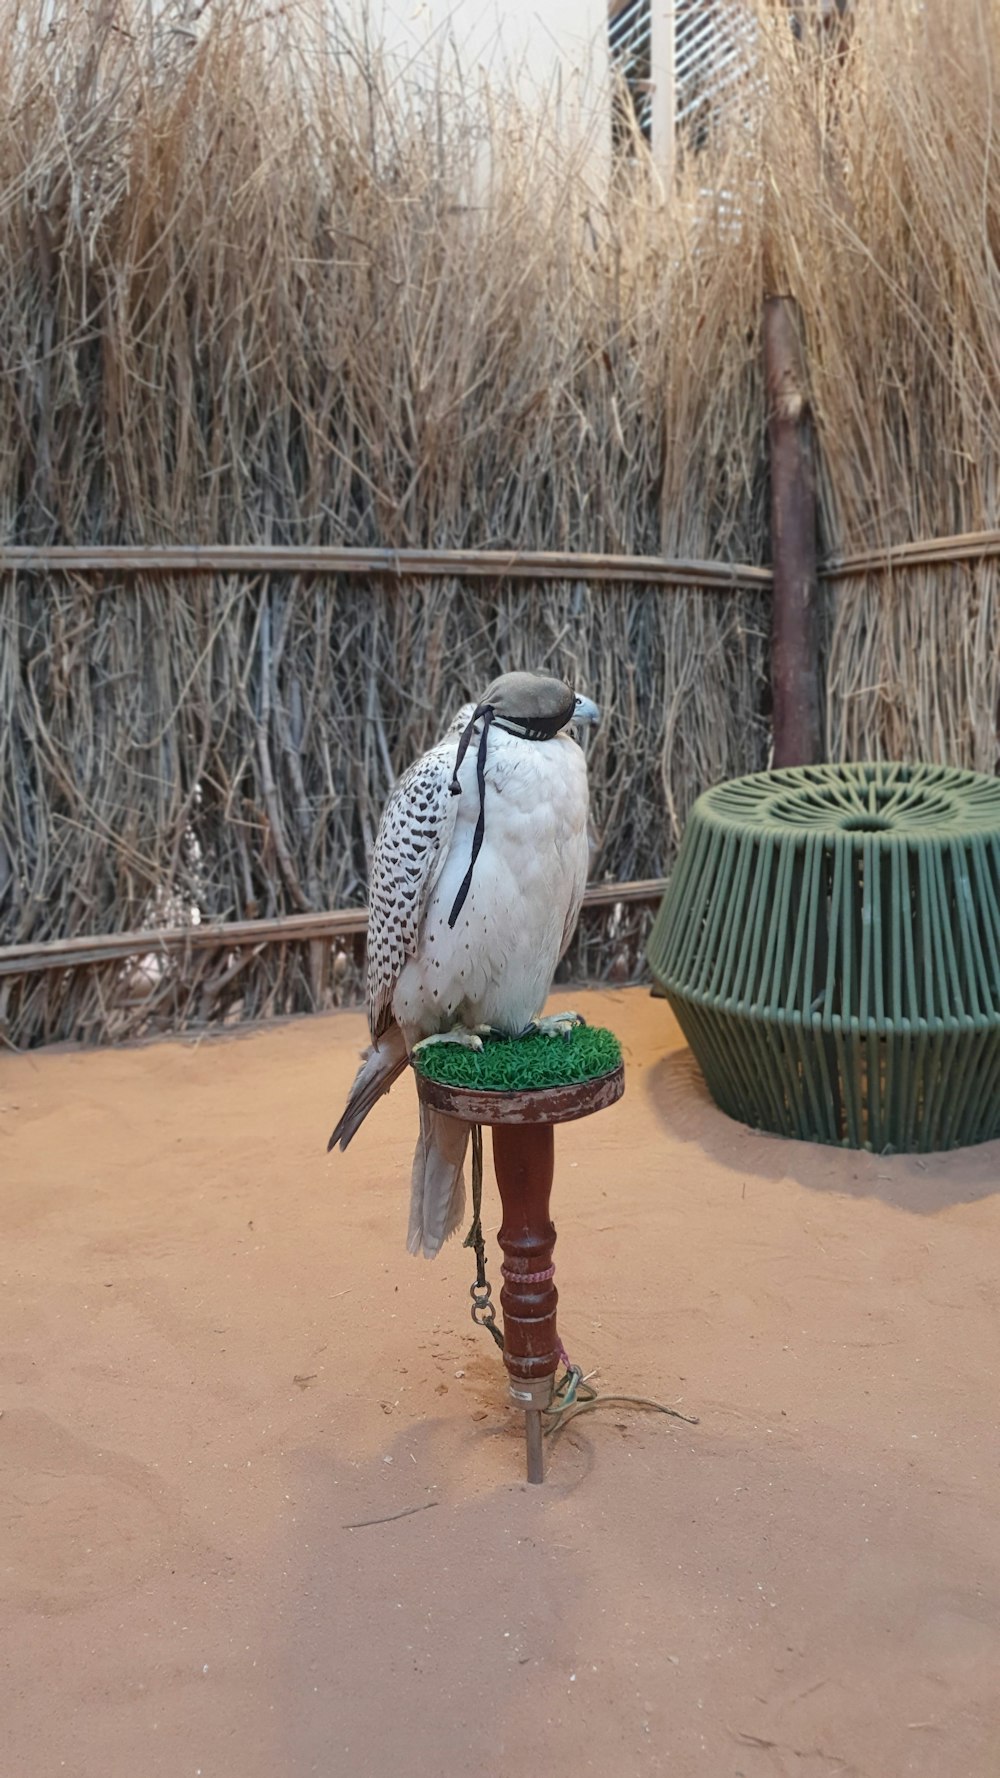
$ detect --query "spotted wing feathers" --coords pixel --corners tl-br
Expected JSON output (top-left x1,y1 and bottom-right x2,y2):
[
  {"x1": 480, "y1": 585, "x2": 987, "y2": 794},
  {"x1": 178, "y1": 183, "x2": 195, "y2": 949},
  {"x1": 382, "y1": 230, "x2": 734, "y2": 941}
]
[{"x1": 366, "y1": 746, "x2": 459, "y2": 1041}]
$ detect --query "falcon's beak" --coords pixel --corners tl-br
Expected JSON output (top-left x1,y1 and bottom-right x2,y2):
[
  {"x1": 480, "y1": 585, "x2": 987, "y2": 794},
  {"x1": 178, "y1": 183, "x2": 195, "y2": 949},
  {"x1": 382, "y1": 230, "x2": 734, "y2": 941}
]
[{"x1": 569, "y1": 694, "x2": 600, "y2": 728}]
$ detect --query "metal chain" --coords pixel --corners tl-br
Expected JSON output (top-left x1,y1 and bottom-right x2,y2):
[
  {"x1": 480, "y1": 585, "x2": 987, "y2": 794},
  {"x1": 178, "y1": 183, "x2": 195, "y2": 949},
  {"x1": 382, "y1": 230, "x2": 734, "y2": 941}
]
[{"x1": 463, "y1": 1124, "x2": 504, "y2": 1349}]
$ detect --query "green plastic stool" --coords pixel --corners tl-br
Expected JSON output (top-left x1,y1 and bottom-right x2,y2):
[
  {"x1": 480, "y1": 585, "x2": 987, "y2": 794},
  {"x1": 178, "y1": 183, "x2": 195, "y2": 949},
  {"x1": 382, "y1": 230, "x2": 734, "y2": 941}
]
[{"x1": 646, "y1": 762, "x2": 1000, "y2": 1153}]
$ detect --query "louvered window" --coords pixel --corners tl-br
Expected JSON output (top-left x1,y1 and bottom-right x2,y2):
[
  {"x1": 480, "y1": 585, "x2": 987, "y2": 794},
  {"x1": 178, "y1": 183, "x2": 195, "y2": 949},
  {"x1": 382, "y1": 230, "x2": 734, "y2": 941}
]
[{"x1": 610, "y1": 2, "x2": 765, "y2": 155}]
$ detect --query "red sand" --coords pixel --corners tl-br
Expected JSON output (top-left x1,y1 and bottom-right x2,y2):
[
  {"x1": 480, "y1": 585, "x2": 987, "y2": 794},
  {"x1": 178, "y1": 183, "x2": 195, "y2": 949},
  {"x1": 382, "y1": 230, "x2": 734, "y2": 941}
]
[{"x1": 3, "y1": 987, "x2": 1000, "y2": 1777}]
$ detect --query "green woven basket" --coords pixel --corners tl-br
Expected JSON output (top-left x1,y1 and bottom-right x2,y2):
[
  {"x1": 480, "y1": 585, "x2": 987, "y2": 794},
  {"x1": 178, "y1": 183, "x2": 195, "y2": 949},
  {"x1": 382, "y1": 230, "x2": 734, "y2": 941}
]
[{"x1": 646, "y1": 763, "x2": 1000, "y2": 1153}]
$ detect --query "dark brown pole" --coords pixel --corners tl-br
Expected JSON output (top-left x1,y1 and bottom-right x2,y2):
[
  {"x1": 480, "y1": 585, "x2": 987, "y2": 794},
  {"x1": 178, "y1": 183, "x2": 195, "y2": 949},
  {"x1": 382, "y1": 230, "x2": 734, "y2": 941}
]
[
  {"x1": 492, "y1": 1122, "x2": 559, "y2": 1483},
  {"x1": 764, "y1": 295, "x2": 822, "y2": 767}
]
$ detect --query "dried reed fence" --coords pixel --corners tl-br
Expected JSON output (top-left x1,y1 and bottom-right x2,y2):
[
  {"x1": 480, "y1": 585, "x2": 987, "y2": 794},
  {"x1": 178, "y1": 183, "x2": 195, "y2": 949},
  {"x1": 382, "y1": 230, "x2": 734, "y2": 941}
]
[
  {"x1": 1, "y1": 1, "x2": 998, "y2": 1047},
  {"x1": 757, "y1": 1, "x2": 1000, "y2": 766}
]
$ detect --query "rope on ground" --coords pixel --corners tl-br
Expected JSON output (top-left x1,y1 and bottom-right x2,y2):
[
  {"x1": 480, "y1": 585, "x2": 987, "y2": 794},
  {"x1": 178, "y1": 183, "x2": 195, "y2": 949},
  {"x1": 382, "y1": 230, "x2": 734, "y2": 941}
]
[
  {"x1": 543, "y1": 1363, "x2": 700, "y2": 1440},
  {"x1": 464, "y1": 1124, "x2": 504, "y2": 1349},
  {"x1": 460, "y1": 1134, "x2": 700, "y2": 1429}
]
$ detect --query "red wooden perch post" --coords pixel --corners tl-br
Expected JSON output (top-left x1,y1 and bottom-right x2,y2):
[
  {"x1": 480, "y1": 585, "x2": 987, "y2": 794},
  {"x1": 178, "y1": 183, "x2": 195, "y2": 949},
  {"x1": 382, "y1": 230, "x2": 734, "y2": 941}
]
[{"x1": 414, "y1": 1068, "x2": 625, "y2": 1483}]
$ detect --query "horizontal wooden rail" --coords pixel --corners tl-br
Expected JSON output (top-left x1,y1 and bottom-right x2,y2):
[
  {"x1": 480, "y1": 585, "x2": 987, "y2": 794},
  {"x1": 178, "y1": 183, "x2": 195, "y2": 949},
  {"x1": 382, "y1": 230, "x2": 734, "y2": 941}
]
[
  {"x1": 0, "y1": 543, "x2": 772, "y2": 591},
  {"x1": 820, "y1": 529, "x2": 1000, "y2": 578},
  {"x1": 1, "y1": 529, "x2": 989, "y2": 586},
  {"x1": 4, "y1": 534, "x2": 995, "y2": 586},
  {"x1": 0, "y1": 877, "x2": 667, "y2": 979}
]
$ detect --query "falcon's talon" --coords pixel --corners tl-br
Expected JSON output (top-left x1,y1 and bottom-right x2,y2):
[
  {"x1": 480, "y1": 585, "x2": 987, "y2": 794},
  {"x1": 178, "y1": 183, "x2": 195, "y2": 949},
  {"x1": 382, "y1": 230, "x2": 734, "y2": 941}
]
[
  {"x1": 413, "y1": 1027, "x2": 485, "y2": 1054},
  {"x1": 530, "y1": 1011, "x2": 587, "y2": 1040}
]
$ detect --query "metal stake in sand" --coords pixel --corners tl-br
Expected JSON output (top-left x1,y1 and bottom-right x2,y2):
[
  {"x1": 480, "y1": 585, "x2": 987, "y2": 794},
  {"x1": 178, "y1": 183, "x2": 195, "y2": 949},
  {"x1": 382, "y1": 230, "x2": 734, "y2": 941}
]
[{"x1": 413, "y1": 1033, "x2": 624, "y2": 1484}]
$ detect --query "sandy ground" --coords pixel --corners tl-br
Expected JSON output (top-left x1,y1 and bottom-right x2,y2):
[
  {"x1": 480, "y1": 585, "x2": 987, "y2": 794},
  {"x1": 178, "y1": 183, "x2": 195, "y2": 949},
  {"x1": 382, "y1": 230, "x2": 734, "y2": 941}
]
[{"x1": 2, "y1": 988, "x2": 1000, "y2": 1778}]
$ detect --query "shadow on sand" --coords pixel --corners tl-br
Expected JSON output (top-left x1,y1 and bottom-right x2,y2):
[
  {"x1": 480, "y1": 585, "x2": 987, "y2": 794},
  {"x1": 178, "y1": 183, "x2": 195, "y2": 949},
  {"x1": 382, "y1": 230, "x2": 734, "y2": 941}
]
[{"x1": 644, "y1": 1044, "x2": 1000, "y2": 1217}]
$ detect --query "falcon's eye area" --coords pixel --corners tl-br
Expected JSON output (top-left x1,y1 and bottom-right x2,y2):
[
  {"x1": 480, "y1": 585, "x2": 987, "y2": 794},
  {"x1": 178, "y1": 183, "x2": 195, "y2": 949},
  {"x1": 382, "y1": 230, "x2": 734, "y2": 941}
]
[{"x1": 570, "y1": 693, "x2": 601, "y2": 728}]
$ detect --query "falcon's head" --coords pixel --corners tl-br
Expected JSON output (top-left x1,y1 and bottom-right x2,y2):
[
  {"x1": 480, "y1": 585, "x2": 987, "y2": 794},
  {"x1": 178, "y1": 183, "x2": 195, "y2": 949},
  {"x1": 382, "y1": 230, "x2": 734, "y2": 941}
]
[
  {"x1": 445, "y1": 670, "x2": 599, "y2": 927},
  {"x1": 480, "y1": 671, "x2": 600, "y2": 740}
]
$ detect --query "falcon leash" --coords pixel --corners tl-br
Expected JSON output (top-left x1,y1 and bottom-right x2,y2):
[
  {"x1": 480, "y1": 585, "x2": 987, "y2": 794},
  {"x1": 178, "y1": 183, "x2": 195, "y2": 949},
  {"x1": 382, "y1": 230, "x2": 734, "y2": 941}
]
[
  {"x1": 448, "y1": 703, "x2": 494, "y2": 929},
  {"x1": 463, "y1": 1123, "x2": 503, "y2": 1349}
]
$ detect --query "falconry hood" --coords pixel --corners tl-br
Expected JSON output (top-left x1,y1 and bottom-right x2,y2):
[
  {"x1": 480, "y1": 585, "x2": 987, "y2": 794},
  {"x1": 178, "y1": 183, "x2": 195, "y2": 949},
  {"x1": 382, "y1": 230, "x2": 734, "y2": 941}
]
[{"x1": 482, "y1": 671, "x2": 600, "y2": 740}]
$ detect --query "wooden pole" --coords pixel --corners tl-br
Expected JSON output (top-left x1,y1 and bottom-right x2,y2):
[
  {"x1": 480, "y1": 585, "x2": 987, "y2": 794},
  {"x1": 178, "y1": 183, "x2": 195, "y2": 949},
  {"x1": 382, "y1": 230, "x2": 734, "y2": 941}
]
[
  {"x1": 764, "y1": 296, "x2": 822, "y2": 767},
  {"x1": 0, "y1": 542, "x2": 771, "y2": 593},
  {"x1": 413, "y1": 1067, "x2": 625, "y2": 1486},
  {"x1": 492, "y1": 1122, "x2": 559, "y2": 1486}
]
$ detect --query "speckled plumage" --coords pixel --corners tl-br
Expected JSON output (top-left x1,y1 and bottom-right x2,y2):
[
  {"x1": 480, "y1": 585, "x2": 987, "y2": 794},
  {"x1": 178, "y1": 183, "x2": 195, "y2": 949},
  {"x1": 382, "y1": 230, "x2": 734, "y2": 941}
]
[
  {"x1": 329, "y1": 677, "x2": 594, "y2": 1257},
  {"x1": 366, "y1": 740, "x2": 460, "y2": 1044}
]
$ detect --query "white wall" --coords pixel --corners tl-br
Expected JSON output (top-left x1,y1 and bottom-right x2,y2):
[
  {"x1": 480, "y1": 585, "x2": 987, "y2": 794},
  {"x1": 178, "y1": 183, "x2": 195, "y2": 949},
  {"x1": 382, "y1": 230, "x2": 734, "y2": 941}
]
[{"x1": 363, "y1": 0, "x2": 610, "y2": 104}]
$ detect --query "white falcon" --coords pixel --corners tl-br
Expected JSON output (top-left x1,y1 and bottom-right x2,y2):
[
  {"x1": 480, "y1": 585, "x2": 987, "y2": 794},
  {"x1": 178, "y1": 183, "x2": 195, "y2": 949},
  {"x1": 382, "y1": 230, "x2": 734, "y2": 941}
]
[{"x1": 328, "y1": 670, "x2": 600, "y2": 1257}]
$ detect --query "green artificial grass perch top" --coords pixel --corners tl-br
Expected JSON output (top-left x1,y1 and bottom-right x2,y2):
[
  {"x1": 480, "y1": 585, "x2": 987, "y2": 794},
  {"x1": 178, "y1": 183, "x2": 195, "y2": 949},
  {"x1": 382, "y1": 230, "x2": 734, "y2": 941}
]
[{"x1": 411, "y1": 1024, "x2": 623, "y2": 1092}]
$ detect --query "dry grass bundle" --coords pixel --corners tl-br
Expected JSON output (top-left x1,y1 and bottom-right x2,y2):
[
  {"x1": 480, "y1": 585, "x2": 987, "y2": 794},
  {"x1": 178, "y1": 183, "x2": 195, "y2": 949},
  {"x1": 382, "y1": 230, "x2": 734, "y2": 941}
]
[
  {"x1": 0, "y1": 1, "x2": 769, "y2": 1043},
  {"x1": 755, "y1": 0, "x2": 1000, "y2": 766}
]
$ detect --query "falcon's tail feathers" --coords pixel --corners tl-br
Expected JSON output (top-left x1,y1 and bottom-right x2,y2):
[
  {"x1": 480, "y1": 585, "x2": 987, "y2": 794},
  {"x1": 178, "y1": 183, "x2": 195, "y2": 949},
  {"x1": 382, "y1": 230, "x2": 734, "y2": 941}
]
[
  {"x1": 328, "y1": 1024, "x2": 409, "y2": 1152},
  {"x1": 407, "y1": 1104, "x2": 469, "y2": 1259}
]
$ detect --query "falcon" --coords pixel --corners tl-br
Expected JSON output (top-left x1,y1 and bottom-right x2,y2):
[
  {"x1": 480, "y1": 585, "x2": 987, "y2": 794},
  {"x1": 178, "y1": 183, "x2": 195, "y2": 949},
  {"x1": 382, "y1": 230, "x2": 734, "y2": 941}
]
[{"x1": 328, "y1": 670, "x2": 600, "y2": 1257}]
